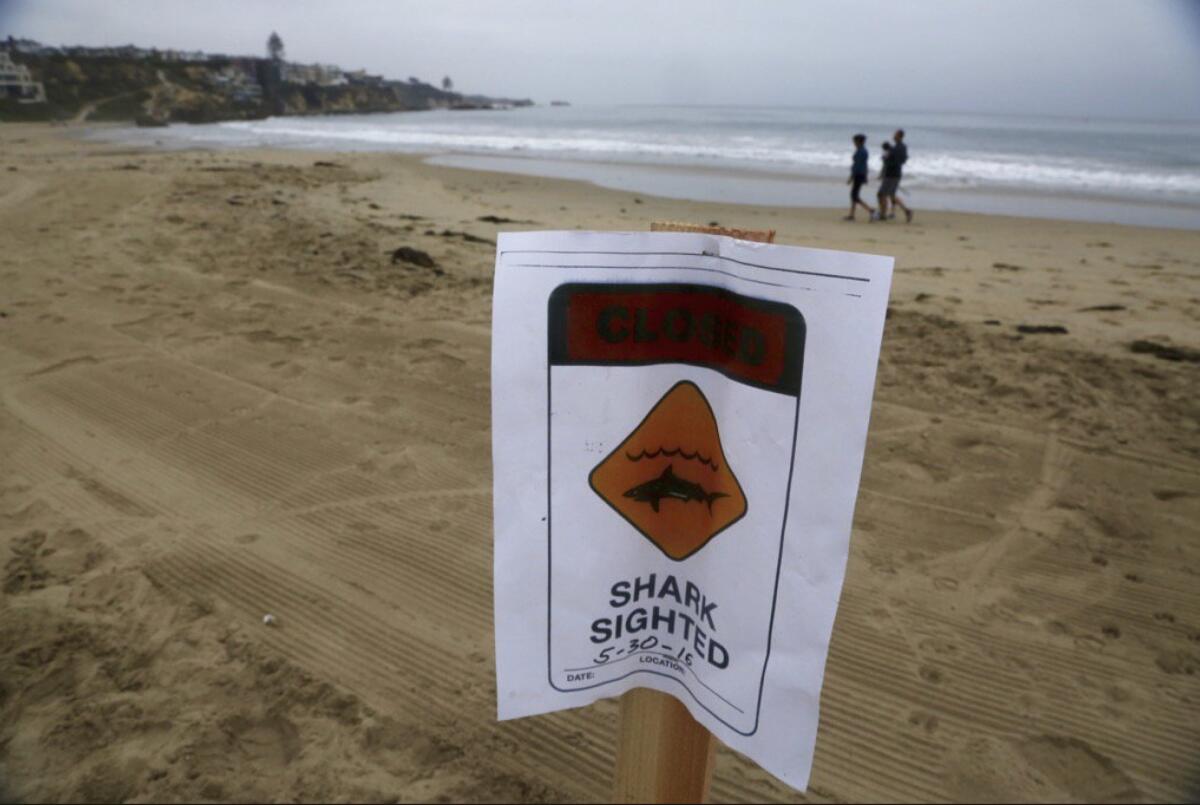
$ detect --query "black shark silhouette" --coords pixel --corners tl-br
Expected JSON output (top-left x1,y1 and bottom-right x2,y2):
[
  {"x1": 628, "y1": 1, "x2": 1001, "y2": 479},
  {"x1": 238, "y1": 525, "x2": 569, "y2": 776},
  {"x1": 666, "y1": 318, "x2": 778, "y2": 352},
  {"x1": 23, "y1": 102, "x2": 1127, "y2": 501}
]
[{"x1": 623, "y1": 465, "x2": 728, "y2": 513}]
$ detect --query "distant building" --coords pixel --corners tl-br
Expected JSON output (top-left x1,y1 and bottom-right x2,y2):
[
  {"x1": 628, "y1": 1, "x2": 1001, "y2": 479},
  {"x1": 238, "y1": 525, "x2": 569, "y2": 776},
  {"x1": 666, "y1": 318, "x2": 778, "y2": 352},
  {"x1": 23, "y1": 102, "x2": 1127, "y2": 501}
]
[
  {"x1": 346, "y1": 69, "x2": 385, "y2": 86},
  {"x1": 162, "y1": 48, "x2": 206, "y2": 63},
  {"x1": 208, "y1": 63, "x2": 263, "y2": 103},
  {"x1": 112, "y1": 45, "x2": 154, "y2": 59},
  {"x1": 61, "y1": 45, "x2": 149, "y2": 59},
  {"x1": 5, "y1": 36, "x2": 59, "y2": 56},
  {"x1": 0, "y1": 50, "x2": 46, "y2": 103},
  {"x1": 209, "y1": 63, "x2": 252, "y2": 85},
  {"x1": 280, "y1": 62, "x2": 346, "y2": 86},
  {"x1": 232, "y1": 84, "x2": 263, "y2": 103}
]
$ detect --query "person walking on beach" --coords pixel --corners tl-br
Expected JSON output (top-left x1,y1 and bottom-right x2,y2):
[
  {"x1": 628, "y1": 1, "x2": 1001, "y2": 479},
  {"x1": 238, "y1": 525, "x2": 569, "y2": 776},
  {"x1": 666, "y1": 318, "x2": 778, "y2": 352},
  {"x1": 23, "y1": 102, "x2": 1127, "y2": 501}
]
[
  {"x1": 876, "y1": 129, "x2": 913, "y2": 223},
  {"x1": 844, "y1": 134, "x2": 875, "y2": 221}
]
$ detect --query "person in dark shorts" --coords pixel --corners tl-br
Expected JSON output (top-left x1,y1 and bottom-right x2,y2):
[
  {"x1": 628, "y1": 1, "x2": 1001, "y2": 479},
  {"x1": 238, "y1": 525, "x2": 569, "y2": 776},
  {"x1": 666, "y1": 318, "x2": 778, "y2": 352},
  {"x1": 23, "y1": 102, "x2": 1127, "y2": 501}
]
[
  {"x1": 844, "y1": 133, "x2": 875, "y2": 221},
  {"x1": 876, "y1": 129, "x2": 913, "y2": 223}
]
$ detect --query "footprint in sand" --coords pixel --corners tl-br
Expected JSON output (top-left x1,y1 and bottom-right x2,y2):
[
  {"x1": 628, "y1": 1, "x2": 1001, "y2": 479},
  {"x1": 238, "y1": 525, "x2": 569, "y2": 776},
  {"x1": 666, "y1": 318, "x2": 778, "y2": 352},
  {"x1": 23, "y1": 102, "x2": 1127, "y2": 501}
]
[
  {"x1": 918, "y1": 664, "x2": 945, "y2": 684},
  {"x1": 907, "y1": 710, "x2": 940, "y2": 734},
  {"x1": 1154, "y1": 650, "x2": 1198, "y2": 675},
  {"x1": 918, "y1": 637, "x2": 958, "y2": 656}
]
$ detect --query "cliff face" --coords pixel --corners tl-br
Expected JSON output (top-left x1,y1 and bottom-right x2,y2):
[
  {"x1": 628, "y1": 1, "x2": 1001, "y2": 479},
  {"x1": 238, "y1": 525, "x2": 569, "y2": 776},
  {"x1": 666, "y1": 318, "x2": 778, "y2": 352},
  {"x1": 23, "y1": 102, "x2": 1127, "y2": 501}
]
[
  {"x1": 0, "y1": 54, "x2": 466, "y2": 123},
  {"x1": 1, "y1": 56, "x2": 163, "y2": 121},
  {"x1": 270, "y1": 81, "x2": 461, "y2": 117}
]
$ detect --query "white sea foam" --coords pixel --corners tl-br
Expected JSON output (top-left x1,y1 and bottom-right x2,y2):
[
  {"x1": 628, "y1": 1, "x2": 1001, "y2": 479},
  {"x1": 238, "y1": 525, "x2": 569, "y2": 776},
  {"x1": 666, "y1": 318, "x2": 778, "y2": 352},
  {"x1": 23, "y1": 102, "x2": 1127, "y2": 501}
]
[{"x1": 101, "y1": 107, "x2": 1200, "y2": 203}]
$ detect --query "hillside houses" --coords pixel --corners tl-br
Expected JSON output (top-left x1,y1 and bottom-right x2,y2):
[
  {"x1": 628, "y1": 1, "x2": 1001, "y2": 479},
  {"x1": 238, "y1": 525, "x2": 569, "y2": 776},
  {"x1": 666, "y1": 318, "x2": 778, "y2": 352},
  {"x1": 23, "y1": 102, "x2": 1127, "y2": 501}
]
[
  {"x1": 5, "y1": 37, "x2": 63, "y2": 57},
  {"x1": 161, "y1": 49, "x2": 208, "y2": 63},
  {"x1": 279, "y1": 62, "x2": 346, "y2": 87},
  {"x1": 345, "y1": 69, "x2": 386, "y2": 87},
  {"x1": 208, "y1": 63, "x2": 262, "y2": 103},
  {"x1": 5, "y1": 36, "x2": 204, "y2": 62},
  {"x1": 3, "y1": 36, "x2": 438, "y2": 97},
  {"x1": 1, "y1": 34, "x2": 529, "y2": 121},
  {"x1": 0, "y1": 51, "x2": 46, "y2": 103}
]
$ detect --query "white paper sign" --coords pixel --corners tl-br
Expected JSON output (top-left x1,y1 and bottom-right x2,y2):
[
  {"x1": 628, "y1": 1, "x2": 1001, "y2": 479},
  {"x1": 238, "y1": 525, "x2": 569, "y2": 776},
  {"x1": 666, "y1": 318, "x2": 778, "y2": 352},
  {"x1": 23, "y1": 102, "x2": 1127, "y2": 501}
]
[{"x1": 492, "y1": 231, "x2": 893, "y2": 791}]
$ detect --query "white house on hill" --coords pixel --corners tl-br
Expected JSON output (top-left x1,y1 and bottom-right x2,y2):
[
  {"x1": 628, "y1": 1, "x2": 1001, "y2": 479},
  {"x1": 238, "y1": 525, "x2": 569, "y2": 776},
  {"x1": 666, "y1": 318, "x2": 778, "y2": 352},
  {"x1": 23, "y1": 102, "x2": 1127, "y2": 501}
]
[{"x1": 0, "y1": 51, "x2": 46, "y2": 103}]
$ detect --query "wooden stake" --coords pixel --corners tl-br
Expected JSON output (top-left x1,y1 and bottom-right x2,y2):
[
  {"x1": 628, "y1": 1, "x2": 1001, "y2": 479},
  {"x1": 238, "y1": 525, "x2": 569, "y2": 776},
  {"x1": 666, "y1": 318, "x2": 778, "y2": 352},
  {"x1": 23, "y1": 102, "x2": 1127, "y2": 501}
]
[
  {"x1": 650, "y1": 220, "x2": 776, "y2": 243},
  {"x1": 611, "y1": 220, "x2": 774, "y2": 803},
  {"x1": 614, "y1": 688, "x2": 716, "y2": 804}
]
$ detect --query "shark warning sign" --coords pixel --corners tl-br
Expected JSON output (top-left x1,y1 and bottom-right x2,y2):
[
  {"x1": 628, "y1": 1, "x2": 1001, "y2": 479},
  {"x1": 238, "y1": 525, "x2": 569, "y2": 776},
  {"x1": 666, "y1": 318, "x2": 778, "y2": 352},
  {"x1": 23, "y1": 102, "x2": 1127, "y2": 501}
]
[
  {"x1": 492, "y1": 231, "x2": 893, "y2": 791},
  {"x1": 543, "y1": 280, "x2": 804, "y2": 736},
  {"x1": 591, "y1": 372, "x2": 747, "y2": 560}
]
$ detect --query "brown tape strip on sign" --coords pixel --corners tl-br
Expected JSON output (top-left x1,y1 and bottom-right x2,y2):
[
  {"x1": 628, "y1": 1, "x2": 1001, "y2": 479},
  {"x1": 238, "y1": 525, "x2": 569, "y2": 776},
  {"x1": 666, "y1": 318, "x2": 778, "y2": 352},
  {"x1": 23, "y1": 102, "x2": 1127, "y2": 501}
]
[{"x1": 650, "y1": 220, "x2": 776, "y2": 244}]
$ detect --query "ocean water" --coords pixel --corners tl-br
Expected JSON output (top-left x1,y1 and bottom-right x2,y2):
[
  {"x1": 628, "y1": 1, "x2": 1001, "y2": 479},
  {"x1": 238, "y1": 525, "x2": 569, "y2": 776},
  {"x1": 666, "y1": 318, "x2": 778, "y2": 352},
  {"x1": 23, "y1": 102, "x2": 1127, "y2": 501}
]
[{"x1": 94, "y1": 105, "x2": 1200, "y2": 227}]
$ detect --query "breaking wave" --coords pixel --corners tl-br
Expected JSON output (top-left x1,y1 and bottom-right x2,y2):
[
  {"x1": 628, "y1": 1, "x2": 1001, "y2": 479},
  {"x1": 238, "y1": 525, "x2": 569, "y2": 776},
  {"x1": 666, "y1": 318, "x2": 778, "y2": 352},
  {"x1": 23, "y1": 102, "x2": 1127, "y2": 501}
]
[{"x1": 101, "y1": 107, "x2": 1200, "y2": 202}]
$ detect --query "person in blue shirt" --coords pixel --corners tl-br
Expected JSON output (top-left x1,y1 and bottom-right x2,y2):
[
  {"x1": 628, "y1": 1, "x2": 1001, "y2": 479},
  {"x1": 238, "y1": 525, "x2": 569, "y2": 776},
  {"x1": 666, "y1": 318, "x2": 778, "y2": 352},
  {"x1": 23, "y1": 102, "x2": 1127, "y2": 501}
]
[
  {"x1": 844, "y1": 133, "x2": 875, "y2": 221},
  {"x1": 876, "y1": 129, "x2": 913, "y2": 223}
]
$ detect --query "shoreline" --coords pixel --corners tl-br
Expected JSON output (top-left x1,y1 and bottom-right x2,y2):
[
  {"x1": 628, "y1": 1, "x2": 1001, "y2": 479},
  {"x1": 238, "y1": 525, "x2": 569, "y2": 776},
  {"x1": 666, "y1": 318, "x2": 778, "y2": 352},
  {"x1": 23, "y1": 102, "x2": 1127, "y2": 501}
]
[
  {"x1": 427, "y1": 152, "x2": 1200, "y2": 231},
  {"x1": 8, "y1": 122, "x2": 1199, "y2": 354},
  {"x1": 75, "y1": 120, "x2": 1200, "y2": 231}
]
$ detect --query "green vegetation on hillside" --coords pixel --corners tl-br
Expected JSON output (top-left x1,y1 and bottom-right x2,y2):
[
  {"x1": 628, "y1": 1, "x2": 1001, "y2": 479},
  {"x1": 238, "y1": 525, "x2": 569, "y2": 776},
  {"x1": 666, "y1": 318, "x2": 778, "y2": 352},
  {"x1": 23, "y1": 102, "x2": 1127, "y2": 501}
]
[{"x1": 1, "y1": 51, "x2": 481, "y2": 124}]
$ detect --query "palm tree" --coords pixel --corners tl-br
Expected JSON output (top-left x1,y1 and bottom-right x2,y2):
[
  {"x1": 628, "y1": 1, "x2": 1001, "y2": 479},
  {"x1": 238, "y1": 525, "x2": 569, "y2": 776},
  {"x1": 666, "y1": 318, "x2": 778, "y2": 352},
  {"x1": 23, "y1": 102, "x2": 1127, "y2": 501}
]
[{"x1": 267, "y1": 32, "x2": 284, "y2": 62}]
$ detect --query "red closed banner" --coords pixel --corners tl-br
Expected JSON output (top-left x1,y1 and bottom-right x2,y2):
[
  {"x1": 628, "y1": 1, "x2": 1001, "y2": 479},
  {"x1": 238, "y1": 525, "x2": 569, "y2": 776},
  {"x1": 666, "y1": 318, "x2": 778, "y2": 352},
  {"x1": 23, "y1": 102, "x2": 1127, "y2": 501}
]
[{"x1": 548, "y1": 283, "x2": 805, "y2": 395}]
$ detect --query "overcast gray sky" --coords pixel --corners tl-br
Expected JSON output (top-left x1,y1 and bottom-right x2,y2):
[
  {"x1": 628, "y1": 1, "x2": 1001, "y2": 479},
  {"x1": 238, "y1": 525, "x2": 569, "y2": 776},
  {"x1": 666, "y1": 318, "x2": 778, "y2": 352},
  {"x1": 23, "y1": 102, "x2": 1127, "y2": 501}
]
[{"x1": 3, "y1": 0, "x2": 1199, "y2": 119}]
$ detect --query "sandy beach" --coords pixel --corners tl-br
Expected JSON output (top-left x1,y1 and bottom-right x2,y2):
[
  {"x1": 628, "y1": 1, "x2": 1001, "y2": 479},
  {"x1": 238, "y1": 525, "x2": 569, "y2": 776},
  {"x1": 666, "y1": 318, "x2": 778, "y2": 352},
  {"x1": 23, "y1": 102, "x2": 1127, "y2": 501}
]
[{"x1": 1, "y1": 122, "x2": 1198, "y2": 802}]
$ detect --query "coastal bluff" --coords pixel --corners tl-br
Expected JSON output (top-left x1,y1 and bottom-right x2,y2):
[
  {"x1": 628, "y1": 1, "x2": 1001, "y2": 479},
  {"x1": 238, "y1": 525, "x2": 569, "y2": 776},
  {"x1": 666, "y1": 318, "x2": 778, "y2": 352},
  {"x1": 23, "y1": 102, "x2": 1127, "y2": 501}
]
[{"x1": 0, "y1": 45, "x2": 532, "y2": 123}]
